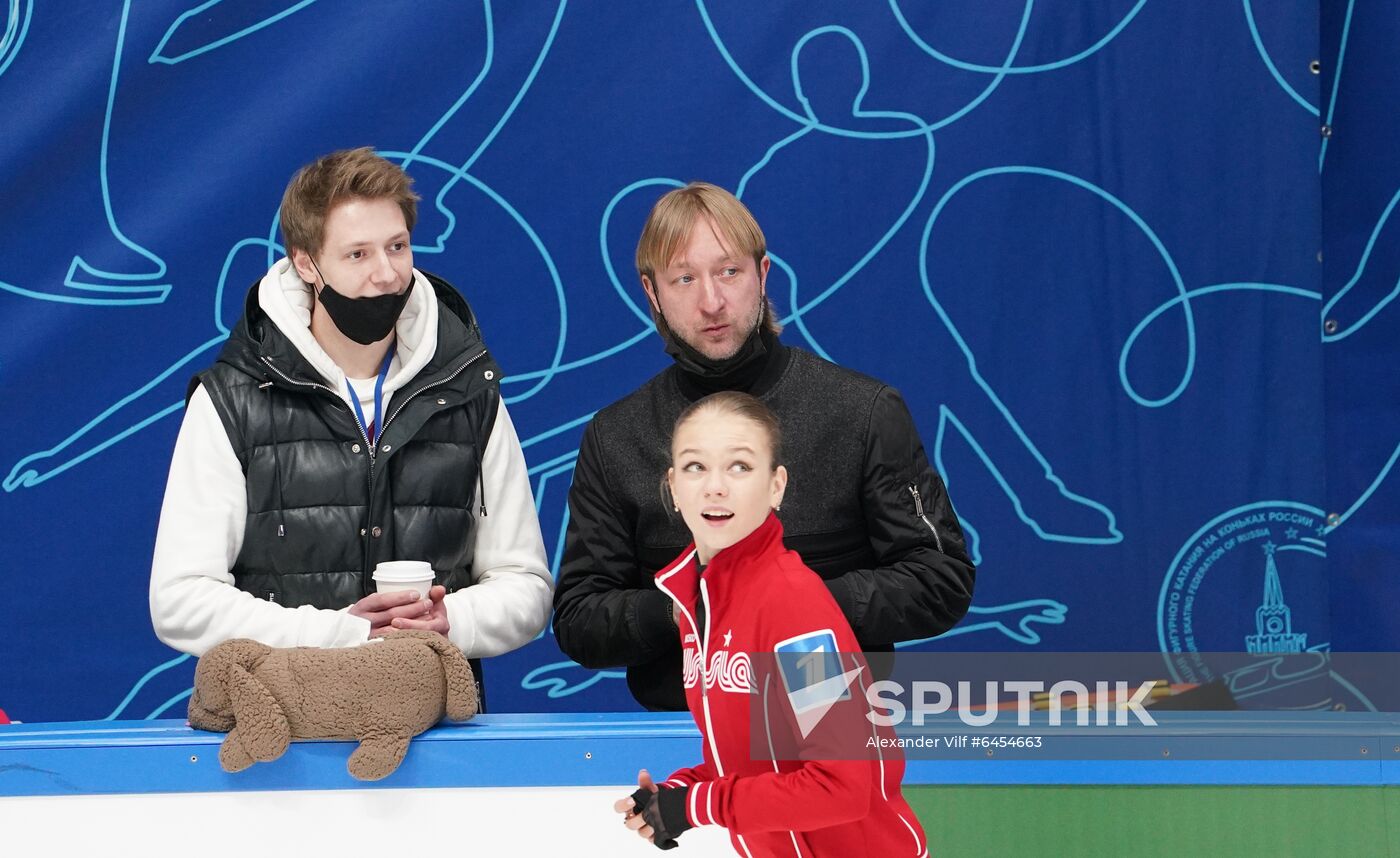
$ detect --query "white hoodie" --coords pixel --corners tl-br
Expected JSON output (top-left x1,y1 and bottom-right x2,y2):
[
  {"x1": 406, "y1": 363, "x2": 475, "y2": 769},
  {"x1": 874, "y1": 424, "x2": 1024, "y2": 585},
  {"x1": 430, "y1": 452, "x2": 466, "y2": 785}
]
[{"x1": 149, "y1": 259, "x2": 551, "y2": 657}]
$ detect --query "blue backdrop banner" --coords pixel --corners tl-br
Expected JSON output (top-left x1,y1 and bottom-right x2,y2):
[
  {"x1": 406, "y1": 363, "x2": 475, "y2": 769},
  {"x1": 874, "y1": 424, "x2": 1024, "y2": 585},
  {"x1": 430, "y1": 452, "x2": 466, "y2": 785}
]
[{"x1": 1, "y1": 1, "x2": 1392, "y2": 721}]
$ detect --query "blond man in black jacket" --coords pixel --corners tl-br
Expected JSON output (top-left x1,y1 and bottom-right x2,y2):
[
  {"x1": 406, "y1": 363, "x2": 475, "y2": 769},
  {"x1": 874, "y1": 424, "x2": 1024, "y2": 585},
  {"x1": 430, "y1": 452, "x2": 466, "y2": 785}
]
[{"x1": 553, "y1": 182, "x2": 974, "y2": 710}]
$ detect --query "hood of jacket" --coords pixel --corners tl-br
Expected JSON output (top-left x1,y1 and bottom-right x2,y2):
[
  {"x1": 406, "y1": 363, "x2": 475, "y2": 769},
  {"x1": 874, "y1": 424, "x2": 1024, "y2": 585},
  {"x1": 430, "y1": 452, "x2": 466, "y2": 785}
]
[{"x1": 202, "y1": 258, "x2": 488, "y2": 399}]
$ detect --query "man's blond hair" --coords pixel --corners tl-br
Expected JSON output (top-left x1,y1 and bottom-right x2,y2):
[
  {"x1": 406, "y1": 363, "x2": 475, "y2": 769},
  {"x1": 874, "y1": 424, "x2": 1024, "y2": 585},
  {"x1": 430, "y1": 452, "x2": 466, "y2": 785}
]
[
  {"x1": 280, "y1": 147, "x2": 420, "y2": 256},
  {"x1": 635, "y1": 182, "x2": 782, "y2": 335}
]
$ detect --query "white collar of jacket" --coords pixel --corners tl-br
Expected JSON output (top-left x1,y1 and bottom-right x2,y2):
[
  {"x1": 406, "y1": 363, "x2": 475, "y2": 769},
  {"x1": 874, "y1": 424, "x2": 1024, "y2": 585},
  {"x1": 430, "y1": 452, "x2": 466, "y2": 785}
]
[{"x1": 256, "y1": 257, "x2": 439, "y2": 396}]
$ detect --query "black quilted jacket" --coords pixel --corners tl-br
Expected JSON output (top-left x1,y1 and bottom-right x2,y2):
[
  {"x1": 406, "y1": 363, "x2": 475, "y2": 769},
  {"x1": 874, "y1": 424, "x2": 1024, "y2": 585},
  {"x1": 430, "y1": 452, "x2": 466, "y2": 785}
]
[{"x1": 194, "y1": 272, "x2": 501, "y2": 610}]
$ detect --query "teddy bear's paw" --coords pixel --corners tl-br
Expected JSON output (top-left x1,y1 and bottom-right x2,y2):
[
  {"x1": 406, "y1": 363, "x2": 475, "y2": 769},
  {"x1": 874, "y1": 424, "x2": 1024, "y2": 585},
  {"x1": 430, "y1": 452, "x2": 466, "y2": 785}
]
[
  {"x1": 347, "y1": 732, "x2": 412, "y2": 781},
  {"x1": 219, "y1": 732, "x2": 256, "y2": 772}
]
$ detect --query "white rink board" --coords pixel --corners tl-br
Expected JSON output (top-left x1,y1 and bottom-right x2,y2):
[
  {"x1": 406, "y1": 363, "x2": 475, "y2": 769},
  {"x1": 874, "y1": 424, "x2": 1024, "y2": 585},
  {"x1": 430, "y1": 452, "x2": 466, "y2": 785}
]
[{"x1": 0, "y1": 785, "x2": 739, "y2": 857}]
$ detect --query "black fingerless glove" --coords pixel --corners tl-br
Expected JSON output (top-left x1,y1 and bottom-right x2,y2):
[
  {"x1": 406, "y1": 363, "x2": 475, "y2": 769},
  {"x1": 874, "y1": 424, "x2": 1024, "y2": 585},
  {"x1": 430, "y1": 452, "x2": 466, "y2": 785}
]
[{"x1": 630, "y1": 785, "x2": 694, "y2": 850}]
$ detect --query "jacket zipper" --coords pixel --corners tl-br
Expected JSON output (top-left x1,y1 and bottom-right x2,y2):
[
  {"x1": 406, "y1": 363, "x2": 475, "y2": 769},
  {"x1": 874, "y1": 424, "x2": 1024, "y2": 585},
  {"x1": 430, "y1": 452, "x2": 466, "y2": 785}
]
[
  {"x1": 261, "y1": 347, "x2": 488, "y2": 455},
  {"x1": 697, "y1": 575, "x2": 726, "y2": 777},
  {"x1": 377, "y1": 348, "x2": 488, "y2": 438},
  {"x1": 259, "y1": 356, "x2": 371, "y2": 452},
  {"x1": 908, "y1": 484, "x2": 945, "y2": 553},
  {"x1": 260, "y1": 355, "x2": 378, "y2": 582},
  {"x1": 261, "y1": 348, "x2": 489, "y2": 583}
]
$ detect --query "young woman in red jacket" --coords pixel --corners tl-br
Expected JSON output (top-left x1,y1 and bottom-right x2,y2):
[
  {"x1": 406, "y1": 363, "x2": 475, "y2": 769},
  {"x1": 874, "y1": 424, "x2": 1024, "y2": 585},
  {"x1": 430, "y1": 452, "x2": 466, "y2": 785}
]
[{"x1": 615, "y1": 391, "x2": 928, "y2": 857}]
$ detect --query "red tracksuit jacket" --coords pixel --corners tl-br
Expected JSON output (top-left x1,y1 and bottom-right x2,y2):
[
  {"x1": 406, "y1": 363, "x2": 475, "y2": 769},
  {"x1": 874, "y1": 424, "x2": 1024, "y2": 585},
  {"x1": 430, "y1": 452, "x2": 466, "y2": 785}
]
[{"x1": 654, "y1": 513, "x2": 928, "y2": 858}]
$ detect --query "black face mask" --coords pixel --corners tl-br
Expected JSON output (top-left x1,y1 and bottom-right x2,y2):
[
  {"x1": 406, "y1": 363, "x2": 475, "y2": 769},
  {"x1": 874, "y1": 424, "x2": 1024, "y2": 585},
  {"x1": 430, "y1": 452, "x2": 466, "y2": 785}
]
[
  {"x1": 655, "y1": 285, "x2": 769, "y2": 379},
  {"x1": 661, "y1": 315, "x2": 767, "y2": 378},
  {"x1": 309, "y1": 259, "x2": 413, "y2": 345}
]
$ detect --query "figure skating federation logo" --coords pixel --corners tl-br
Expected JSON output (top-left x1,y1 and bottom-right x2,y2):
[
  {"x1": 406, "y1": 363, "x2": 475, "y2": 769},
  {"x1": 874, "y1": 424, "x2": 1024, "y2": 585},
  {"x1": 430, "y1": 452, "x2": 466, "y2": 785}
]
[{"x1": 1155, "y1": 501, "x2": 1352, "y2": 709}]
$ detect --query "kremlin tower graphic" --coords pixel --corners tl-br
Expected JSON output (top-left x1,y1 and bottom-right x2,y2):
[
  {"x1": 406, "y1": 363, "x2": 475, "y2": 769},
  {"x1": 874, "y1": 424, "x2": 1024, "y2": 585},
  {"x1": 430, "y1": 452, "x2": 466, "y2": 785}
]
[{"x1": 1245, "y1": 542, "x2": 1308, "y2": 654}]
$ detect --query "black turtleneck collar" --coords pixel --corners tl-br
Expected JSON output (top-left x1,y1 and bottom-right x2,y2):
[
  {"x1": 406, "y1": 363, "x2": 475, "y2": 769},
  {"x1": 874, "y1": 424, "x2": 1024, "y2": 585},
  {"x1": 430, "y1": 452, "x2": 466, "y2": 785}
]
[{"x1": 674, "y1": 326, "x2": 789, "y2": 401}]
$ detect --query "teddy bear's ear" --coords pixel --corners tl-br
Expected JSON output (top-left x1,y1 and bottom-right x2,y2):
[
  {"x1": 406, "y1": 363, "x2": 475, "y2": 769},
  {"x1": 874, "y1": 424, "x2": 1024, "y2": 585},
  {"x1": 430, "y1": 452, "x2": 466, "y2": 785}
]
[
  {"x1": 223, "y1": 660, "x2": 290, "y2": 765},
  {"x1": 419, "y1": 634, "x2": 479, "y2": 722}
]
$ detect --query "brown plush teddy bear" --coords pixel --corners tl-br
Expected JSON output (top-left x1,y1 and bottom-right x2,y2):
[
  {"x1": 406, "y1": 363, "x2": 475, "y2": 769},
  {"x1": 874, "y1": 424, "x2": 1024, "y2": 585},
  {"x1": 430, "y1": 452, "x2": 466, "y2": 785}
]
[{"x1": 188, "y1": 630, "x2": 478, "y2": 781}]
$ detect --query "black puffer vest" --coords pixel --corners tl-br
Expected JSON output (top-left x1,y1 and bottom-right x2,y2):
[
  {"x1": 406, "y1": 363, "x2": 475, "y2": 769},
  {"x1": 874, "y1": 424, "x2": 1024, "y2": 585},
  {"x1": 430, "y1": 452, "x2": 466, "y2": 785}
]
[{"x1": 193, "y1": 272, "x2": 501, "y2": 610}]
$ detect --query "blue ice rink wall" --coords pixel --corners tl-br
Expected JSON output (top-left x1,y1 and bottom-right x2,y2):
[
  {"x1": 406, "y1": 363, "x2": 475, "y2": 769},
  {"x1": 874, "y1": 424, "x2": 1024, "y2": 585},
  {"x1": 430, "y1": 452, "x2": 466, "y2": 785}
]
[{"x1": 1, "y1": 2, "x2": 1394, "y2": 720}]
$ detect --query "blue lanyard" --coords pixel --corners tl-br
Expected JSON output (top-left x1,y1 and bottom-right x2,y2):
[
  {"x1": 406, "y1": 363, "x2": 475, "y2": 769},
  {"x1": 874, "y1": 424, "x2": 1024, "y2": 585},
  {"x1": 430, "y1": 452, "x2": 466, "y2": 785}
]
[{"x1": 347, "y1": 341, "x2": 395, "y2": 447}]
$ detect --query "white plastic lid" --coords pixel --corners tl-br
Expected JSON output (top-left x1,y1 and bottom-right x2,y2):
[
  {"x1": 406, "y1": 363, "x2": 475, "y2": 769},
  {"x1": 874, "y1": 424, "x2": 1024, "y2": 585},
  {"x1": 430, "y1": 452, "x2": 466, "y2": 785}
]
[{"x1": 372, "y1": 560, "x2": 435, "y2": 582}]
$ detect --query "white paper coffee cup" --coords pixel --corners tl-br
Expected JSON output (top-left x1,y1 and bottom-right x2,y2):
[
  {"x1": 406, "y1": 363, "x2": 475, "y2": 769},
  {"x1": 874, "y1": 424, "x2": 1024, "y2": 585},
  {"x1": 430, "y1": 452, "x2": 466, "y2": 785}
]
[{"x1": 372, "y1": 560, "x2": 435, "y2": 598}]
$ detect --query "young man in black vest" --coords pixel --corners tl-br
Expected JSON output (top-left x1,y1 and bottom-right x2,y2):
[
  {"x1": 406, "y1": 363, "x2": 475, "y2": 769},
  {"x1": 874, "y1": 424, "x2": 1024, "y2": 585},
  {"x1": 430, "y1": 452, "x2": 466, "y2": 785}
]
[
  {"x1": 151, "y1": 148, "x2": 551, "y2": 682},
  {"x1": 553, "y1": 182, "x2": 975, "y2": 710}
]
